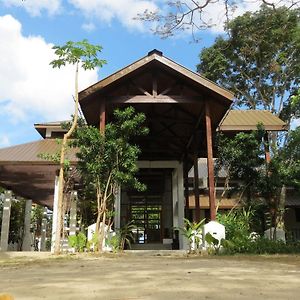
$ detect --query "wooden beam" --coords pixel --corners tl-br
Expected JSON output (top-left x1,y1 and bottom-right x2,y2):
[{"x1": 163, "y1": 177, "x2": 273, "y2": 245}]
[
  {"x1": 109, "y1": 95, "x2": 201, "y2": 104},
  {"x1": 205, "y1": 101, "x2": 216, "y2": 221},
  {"x1": 181, "y1": 104, "x2": 205, "y2": 161},
  {"x1": 99, "y1": 101, "x2": 106, "y2": 134},
  {"x1": 193, "y1": 153, "x2": 200, "y2": 222},
  {"x1": 153, "y1": 72, "x2": 158, "y2": 97},
  {"x1": 131, "y1": 80, "x2": 152, "y2": 97}
]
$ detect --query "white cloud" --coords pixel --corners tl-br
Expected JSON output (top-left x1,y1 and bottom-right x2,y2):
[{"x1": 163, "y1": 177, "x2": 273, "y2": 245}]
[
  {"x1": 82, "y1": 22, "x2": 96, "y2": 32},
  {"x1": 0, "y1": 135, "x2": 10, "y2": 148},
  {"x1": 2, "y1": 0, "x2": 62, "y2": 16},
  {"x1": 69, "y1": 0, "x2": 159, "y2": 31},
  {"x1": 0, "y1": 15, "x2": 99, "y2": 123}
]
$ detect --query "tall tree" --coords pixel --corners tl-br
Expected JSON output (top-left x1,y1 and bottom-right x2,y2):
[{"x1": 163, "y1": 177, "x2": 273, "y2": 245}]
[
  {"x1": 73, "y1": 107, "x2": 149, "y2": 251},
  {"x1": 50, "y1": 40, "x2": 106, "y2": 254},
  {"x1": 197, "y1": 6, "x2": 300, "y2": 116}
]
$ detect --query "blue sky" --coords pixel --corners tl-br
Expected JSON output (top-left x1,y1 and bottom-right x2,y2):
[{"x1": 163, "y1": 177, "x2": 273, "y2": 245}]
[{"x1": 0, "y1": 0, "x2": 295, "y2": 148}]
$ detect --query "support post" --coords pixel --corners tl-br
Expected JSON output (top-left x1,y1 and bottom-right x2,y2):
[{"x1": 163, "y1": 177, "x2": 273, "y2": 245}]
[
  {"x1": 183, "y1": 158, "x2": 189, "y2": 217},
  {"x1": 51, "y1": 176, "x2": 59, "y2": 253},
  {"x1": 205, "y1": 102, "x2": 216, "y2": 221},
  {"x1": 177, "y1": 163, "x2": 185, "y2": 250},
  {"x1": 22, "y1": 199, "x2": 32, "y2": 251},
  {"x1": 69, "y1": 191, "x2": 77, "y2": 237},
  {"x1": 100, "y1": 101, "x2": 106, "y2": 134},
  {"x1": 0, "y1": 190, "x2": 12, "y2": 252},
  {"x1": 264, "y1": 132, "x2": 271, "y2": 164},
  {"x1": 114, "y1": 186, "x2": 121, "y2": 230},
  {"x1": 40, "y1": 207, "x2": 48, "y2": 251},
  {"x1": 193, "y1": 154, "x2": 200, "y2": 222}
]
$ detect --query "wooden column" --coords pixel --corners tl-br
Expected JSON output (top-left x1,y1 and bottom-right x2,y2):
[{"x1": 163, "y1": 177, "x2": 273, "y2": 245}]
[
  {"x1": 99, "y1": 101, "x2": 106, "y2": 134},
  {"x1": 264, "y1": 132, "x2": 271, "y2": 164},
  {"x1": 205, "y1": 102, "x2": 216, "y2": 221},
  {"x1": 193, "y1": 154, "x2": 200, "y2": 222}
]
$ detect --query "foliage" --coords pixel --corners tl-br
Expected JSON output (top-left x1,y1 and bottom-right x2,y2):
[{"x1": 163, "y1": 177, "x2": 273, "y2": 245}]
[
  {"x1": 198, "y1": 6, "x2": 300, "y2": 118},
  {"x1": 177, "y1": 218, "x2": 205, "y2": 252},
  {"x1": 117, "y1": 221, "x2": 136, "y2": 250},
  {"x1": 275, "y1": 127, "x2": 300, "y2": 189},
  {"x1": 68, "y1": 232, "x2": 87, "y2": 252},
  {"x1": 50, "y1": 39, "x2": 105, "y2": 254},
  {"x1": 222, "y1": 236, "x2": 300, "y2": 254},
  {"x1": 73, "y1": 106, "x2": 148, "y2": 251},
  {"x1": 217, "y1": 208, "x2": 254, "y2": 247},
  {"x1": 9, "y1": 200, "x2": 26, "y2": 247},
  {"x1": 50, "y1": 39, "x2": 106, "y2": 70},
  {"x1": 205, "y1": 232, "x2": 223, "y2": 254},
  {"x1": 216, "y1": 127, "x2": 265, "y2": 204}
]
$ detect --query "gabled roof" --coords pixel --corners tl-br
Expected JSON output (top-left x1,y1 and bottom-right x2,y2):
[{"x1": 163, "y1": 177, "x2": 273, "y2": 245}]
[
  {"x1": 79, "y1": 49, "x2": 234, "y2": 103},
  {"x1": 218, "y1": 110, "x2": 287, "y2": 131}
]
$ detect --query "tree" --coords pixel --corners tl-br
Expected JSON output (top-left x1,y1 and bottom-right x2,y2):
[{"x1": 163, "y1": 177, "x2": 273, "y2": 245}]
[
  {"x1": 137, "y1": 1, "x2": 300, "y2": 40},
  {"x1": 197, "y1": 6, "x2": 300, "y2": 117},
  {"x1": 73, "y1": 107, "x2": 149, "y2": 251},
  {"x1": 50, "y1": 40, "x2": 106, "y2": 254},
  {"x1": 216, "y1": 125, "x2": 300, "y2": 235}
]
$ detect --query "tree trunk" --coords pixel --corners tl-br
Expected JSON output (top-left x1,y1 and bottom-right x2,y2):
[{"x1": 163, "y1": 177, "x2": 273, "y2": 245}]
[{"x1": 54, "y1": 63, "x2": 79, "y2": 255}]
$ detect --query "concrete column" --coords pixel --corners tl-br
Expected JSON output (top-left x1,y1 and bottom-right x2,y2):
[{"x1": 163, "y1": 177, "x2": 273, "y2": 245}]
[
  {"x1": 172, "y1": 168, "x2": 179, "y2": 229},
  {"x1": 40, "y1": 207, "x2": 48, "y2": 251},
  {"x1": 51, "y1": 176, "x2": 59, "y2": 253},
  {"x1": 114, "y1": 186, "x2": 121, "y2": 230},
  {"x1": 205, "y1": 102, "x2": 216, "y2": 221},
  {"x1": 0, "y1": 190, "x2": 12, "y2": 252},
  {"x1": 22, "y1": 199, "x2": 32, "y2": 251},
  {"x1": 177, "y1": 163, "x2": 186, "y2": 250},
  {"x1": 69, "y1": 191, "x2": 77, "y2": 236}
]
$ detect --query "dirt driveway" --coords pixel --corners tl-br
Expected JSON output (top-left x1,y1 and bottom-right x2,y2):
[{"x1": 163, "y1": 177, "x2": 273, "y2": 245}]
[{"x1": 0, "y1": 252, "x2": 300, "y2": 300}]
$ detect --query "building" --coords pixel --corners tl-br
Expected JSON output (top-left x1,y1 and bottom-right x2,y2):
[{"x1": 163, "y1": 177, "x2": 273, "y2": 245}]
[{"x1": 0, "y1": 50, "x2": 296, "y2": 251}]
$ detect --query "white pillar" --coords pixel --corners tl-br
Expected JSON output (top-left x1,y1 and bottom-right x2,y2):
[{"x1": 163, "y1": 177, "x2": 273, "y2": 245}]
[
  {"x1": 172, "y1": 168, "x2": 179, "y2": 229},
  {"x1": 40, "y1": 207, "x2": 48, "y2": 251},
  {"x1": 0, "y1": 190, "x2": 12, "y2": 252},
  {"x1": 114, "y1": 186, "x2": 121, "y2": 230},
  {"x1": 22, "y1": 199, "x2": 32, "y2": 251},
  {"x1": 177, "y1": 163, "x2": 186, "y2": 250},
  {"x1": 69, "y1": 191, "x2": 77, "y2": 236},
  {"x1": 51, "y1": 176, "x2": 59, "y2": 253}
]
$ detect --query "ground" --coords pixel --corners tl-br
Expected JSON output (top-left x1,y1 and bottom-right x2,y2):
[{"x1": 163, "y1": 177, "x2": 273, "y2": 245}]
[{"x1": 1, "y1": 252, "x2": 300, "y2": 300}]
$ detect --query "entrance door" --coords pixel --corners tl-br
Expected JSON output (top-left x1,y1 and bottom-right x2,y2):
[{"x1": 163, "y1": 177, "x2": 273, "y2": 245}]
[{"x1": 130, "y1": 201, "x2": 162, "y2": 244}]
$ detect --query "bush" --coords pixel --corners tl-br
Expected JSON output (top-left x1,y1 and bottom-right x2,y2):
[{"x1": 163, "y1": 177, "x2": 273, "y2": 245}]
[
  {"x1": 68, "y1": 232, "x2": 87, "y2": 252},
  {"x1": 218, "y1": 208, "x2": 300, "y2": 255},
  {"x1": 222, "y1": 237, "x2": 300, "y2": 254}
]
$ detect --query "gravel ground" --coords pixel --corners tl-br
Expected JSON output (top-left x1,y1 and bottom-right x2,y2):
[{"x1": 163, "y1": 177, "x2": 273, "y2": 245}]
[{"x1": 0, "y1": 252, "x2": 300, "y2": 300}]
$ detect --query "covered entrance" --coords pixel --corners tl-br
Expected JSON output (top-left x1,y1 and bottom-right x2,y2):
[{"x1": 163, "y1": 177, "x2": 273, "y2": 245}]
[
  {"x1": 79, "y1": 49, "x2": 234, "y2": 249},
  {"x1": 121, "y1": 168, "x2": 173, "y2": 248}
]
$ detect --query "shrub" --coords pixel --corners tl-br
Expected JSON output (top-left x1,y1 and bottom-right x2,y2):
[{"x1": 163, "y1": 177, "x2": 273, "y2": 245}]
[{"x1": 68, "y1": 232, "x2": 87, "y2": 252}]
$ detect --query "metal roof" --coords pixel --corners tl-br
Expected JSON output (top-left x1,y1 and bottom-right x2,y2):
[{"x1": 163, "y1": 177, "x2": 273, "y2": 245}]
[
  {"x1": 218, "y1": 110, "x2": 287, "y2": 131},
  {"x1": 0, "y1": 139, "x2": 77, "y2": 164}
]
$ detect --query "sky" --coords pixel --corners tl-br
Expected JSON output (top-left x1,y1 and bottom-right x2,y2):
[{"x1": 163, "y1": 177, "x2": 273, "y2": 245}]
[{"x1": 0, "y1": 0, "x2": 297, "y2": 148}]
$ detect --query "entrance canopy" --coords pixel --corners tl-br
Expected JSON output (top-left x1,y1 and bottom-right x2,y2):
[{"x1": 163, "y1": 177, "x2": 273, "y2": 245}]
[
  {"x1": 79, "y1": 49, "x2": 234, "y2": 162},
  {"x1": 0, "y1": 139, "x2": 77, "y2": 207}
]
